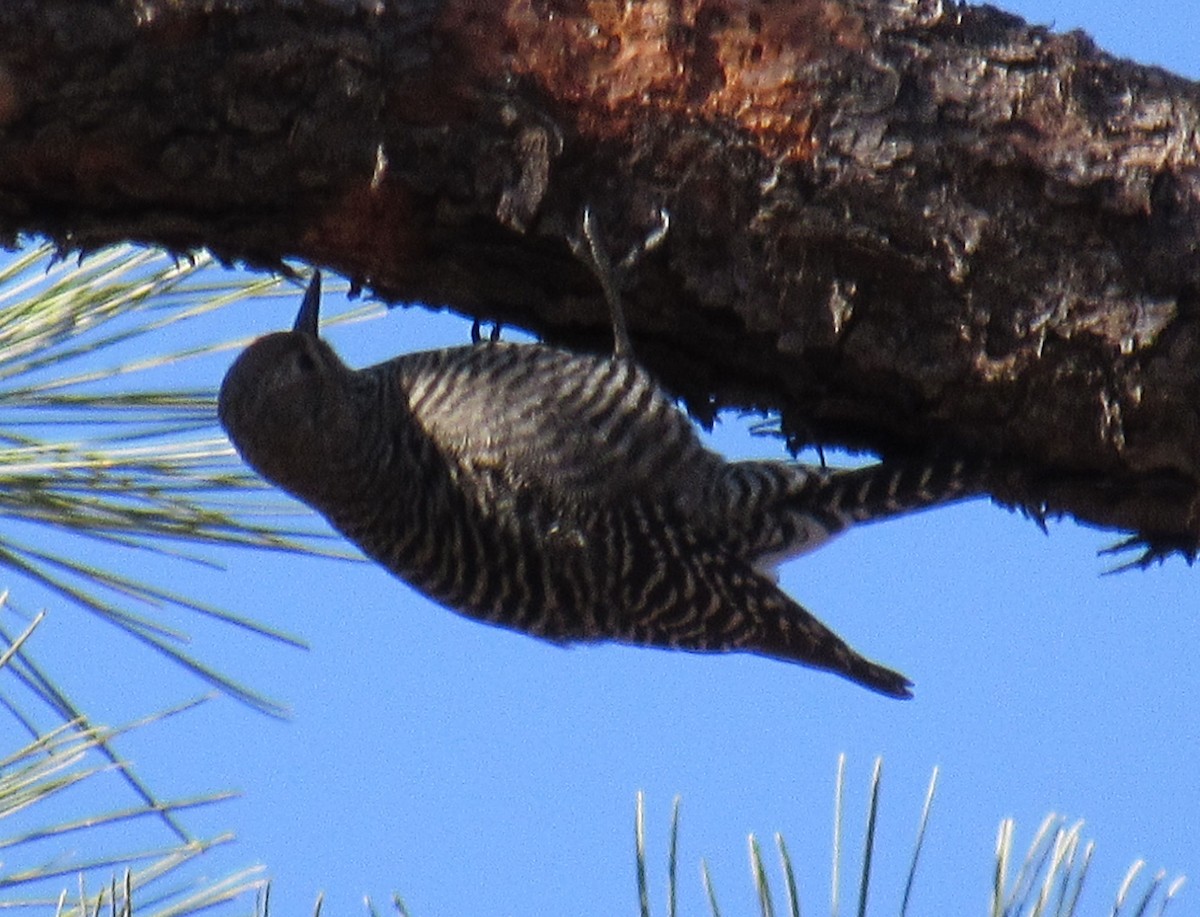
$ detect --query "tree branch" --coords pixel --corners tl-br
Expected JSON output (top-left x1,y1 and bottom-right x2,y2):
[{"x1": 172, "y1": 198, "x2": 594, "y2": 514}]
[{"x1": 1, "y1": 0, "x2": 1198, "y2": 556}]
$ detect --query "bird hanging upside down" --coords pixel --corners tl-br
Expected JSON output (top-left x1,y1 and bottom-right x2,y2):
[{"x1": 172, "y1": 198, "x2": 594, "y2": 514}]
[{"x1": 219, "y1": 227, "x2": 982, "y2": 698}]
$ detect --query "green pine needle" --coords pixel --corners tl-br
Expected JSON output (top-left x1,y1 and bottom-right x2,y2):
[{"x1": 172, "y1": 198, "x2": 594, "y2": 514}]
[
  {"x1": 0, "y1": 627, "x2": 260, "y2": 916},
  {"x1": 0, "y1": 242, "x2": 368, "y2": 718},
  {"x1": 636, "y1": 760, "x2": 1184, "y2": 917}
]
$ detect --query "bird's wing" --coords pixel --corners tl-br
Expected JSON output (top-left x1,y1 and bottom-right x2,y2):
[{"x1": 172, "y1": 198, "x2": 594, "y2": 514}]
[{"x1": 396, "y1": 342, "x2": 721, "y2": 505}]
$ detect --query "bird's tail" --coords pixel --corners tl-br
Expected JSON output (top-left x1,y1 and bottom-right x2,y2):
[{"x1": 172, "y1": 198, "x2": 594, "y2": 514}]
[
  {"x1": 721, "y1": 454, "x2": 987, "y2": 564},
  {"x1": 784, "y1": 455, "x2": 983, "y2": 528}
]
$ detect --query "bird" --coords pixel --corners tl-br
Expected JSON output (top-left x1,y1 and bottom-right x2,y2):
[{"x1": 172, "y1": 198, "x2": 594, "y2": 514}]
[{"x1": 218, "y1": 254, "x2": 981, "y2": 698}]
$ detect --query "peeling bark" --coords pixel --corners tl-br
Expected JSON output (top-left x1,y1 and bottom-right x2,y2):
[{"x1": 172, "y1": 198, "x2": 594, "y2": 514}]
[{"x1": 1, "y1": 0, "x2": 1199, "y2": 557}]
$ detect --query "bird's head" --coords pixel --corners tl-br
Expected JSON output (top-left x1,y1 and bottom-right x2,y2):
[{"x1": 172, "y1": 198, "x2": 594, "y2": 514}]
[{"x1": 218, "y1": 272, "x2": 359, "y2": 504}]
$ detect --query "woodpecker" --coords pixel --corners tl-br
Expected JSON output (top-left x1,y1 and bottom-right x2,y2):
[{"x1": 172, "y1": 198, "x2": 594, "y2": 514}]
[{"x1": 219, "y1": 265, "x2": 979, "y2": 698}]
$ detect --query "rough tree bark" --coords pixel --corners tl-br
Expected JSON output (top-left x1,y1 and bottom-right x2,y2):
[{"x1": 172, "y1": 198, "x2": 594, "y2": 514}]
[{"x1": 0, "y1": 0, "x2": 1198, "y2": 558}]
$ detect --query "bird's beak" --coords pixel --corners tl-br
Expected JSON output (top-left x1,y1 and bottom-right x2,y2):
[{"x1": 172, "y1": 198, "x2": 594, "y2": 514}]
[{"x1": 293, "y1": 270, "x2": 322, "y2": 336}]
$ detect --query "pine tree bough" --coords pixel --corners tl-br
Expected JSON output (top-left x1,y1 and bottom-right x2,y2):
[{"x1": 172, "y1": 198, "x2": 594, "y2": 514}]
[{"x1": 1, "y1": 0, "x2": 1198, "y2": 558}]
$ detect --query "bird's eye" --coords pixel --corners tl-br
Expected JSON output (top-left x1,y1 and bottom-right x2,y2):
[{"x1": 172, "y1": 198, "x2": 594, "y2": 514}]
[{"x1": 293, "y1": 349, "x2": 317, "y2": 374}]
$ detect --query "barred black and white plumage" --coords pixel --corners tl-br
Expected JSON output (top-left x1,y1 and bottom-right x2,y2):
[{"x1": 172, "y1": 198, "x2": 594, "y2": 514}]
[{"x1": 218, "y1": 273, "x2": 981, "y2": 698}]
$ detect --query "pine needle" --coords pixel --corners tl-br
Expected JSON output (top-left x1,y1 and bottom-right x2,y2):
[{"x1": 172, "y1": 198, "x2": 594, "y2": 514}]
[{"x1": 0, "y1": 243, "x2": 362, "y2": 719}]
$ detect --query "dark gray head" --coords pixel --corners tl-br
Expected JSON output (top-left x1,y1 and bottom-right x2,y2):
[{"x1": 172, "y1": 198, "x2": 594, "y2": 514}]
[{"x1": 218, "y1": 272, "x2": 359, "y2": 505}]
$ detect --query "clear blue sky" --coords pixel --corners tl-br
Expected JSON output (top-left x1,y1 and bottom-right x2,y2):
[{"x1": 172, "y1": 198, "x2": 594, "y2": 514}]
[{"x1": 1, "y1": 3, "x2": 1197, "y2": 914}]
